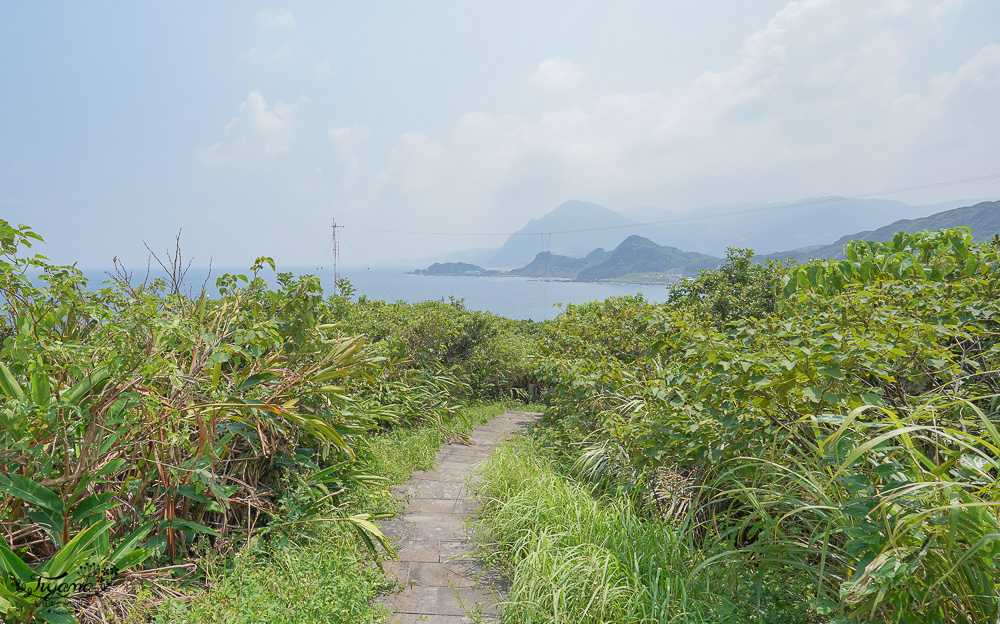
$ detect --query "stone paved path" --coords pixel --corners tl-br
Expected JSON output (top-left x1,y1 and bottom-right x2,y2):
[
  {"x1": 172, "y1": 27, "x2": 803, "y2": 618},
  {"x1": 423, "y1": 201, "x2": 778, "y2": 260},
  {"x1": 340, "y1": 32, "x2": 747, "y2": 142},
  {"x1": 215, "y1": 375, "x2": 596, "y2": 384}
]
[{"x1": 376, "y1": 410, "x2": 539, "y2": 624}]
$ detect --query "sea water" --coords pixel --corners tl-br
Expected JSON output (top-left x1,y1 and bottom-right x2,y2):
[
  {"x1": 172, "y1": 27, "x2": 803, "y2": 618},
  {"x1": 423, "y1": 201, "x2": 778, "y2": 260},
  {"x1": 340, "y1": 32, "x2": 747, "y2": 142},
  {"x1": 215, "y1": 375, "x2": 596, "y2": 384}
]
[
  {"x1": 333, "y1": 267, "x2": 671, "y2": 320},
  {"x1": 78, "y1": 265, "x2": 672, "y2": 321}
]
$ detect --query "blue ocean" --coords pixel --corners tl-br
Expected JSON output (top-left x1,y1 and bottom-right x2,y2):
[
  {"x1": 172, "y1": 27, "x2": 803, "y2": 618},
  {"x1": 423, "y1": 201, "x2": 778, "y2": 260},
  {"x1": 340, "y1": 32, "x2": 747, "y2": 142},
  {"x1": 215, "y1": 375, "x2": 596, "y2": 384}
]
[{"x1": 78, "y1": 265, "x2": 672, "y2": 321}]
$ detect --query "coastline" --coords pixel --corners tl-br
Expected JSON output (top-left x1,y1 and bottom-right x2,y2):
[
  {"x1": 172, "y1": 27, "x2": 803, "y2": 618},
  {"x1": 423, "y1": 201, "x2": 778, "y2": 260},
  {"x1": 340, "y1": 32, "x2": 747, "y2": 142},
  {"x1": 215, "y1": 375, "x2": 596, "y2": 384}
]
[{"x1": 404, "y1": 271, "x2": 677, "y2": 286}]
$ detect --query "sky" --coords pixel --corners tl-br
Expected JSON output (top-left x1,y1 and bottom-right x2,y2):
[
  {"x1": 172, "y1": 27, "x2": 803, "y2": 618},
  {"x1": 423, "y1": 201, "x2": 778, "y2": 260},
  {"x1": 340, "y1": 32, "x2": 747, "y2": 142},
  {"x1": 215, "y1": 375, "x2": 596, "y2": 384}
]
[{"x1": 2, "y1": 0, "x2": 999, "y2": 269}]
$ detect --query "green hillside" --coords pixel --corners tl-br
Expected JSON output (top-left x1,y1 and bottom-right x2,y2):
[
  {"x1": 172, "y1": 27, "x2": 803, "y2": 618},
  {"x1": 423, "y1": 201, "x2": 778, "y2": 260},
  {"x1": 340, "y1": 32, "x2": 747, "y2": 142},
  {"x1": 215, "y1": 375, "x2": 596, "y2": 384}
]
[
  {"x1": 411, "y1": 261, "x2": 499, "y2": 276},
  {"x1": 506, "y1": 235, "x2": 720, "y2": 282},
  {"x1": 575, "y1": 235, "x2": 720, "y2": 282},
  {"x1": 508, "y1": 248, "x2": 611, "y2": 278},
  {"x1": 766, "y1": 199, "x2": 1000, "y2": 262}
]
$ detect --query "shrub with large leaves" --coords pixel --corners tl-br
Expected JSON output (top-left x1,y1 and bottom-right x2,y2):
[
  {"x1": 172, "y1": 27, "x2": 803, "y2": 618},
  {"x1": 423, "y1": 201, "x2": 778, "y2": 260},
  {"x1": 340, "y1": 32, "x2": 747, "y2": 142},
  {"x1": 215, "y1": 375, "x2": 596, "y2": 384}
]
[
  {"x1": 538, "y1": 227, "x2": 1000, "y2": 622},
  {"x1": 0, "y1": 221, "x2": 392, "y2": 622}
]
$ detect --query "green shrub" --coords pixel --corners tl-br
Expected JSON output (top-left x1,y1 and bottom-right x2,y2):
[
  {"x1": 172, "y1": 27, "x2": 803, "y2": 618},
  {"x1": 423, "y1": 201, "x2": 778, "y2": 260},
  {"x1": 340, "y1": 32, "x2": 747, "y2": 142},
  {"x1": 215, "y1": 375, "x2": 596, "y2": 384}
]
[
  {"x1": 535, "y1": 227, "x2": 1000, "y2": 623},
  {"x1": 0, "y1": 218, "x2": 533, "y2": 622}
]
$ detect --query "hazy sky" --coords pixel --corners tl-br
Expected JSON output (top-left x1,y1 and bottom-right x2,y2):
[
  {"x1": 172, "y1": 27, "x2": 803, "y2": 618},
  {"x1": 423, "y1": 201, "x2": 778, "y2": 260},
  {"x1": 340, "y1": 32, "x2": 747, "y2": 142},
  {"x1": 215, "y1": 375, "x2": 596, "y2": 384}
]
[{"x1": 2, "y1": 1, "x2": 999, "y2": 269}]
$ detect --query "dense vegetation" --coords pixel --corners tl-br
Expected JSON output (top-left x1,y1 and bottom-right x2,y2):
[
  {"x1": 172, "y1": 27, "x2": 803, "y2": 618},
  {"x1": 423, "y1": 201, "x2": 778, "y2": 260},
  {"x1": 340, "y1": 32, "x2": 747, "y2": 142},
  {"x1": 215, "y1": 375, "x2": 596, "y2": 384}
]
[
  {"x1": 492, "y1": 228, "x2": 1000, "y2": 623},
  {"x1": 0, "y1": 220, "x2": 538, "y2": 623},
  {"x1": 4, "y1": 216, "x2": 999, "y2": 624}
]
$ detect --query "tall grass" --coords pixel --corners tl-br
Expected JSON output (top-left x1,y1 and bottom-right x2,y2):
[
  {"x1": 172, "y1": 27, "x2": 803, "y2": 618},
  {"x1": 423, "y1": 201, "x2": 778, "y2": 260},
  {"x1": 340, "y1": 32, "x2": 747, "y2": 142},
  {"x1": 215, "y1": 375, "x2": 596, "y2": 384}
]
[
  {"x1": 474, "y1": 436, "x2": 699, "y2": 624},
  {"x1": 695, "y1": 399, "x2": 1000, "y2": 624},
  {"x1": 144, "y1": 519, "x2": 387, "y2": 624}
]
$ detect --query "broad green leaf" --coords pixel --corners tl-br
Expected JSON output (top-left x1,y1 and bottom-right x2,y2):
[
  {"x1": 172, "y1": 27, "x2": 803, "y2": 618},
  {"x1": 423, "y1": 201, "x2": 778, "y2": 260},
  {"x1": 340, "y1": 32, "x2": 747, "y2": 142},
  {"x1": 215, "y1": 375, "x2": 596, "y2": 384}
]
[
  {"x1": 111, "y1": 547, "x2": 151, "y2": 571},
  {"x1": 803, "y1": 387, "x2": 824, "y2": 402},
  {"x1": 0, "y1": 362, "x2": 25, "y2": 401},
  {"x1": 30, "y1": 372, "x2": 51, "y2": 406},
  {"x1": 41, "y1": 521, "x2": 112, "y2": 577},
  {"x1": 35, "y1": 605, "x2": 76, "y2": 624},
  {"x1": 0, "y1": 474, "x2": 65, "y2": 517},
  {"x1": 0, "y1": 539, "x2": 34, "y2": 584},
  {"x1": 234, "y1": 372, "x2": 276, "y2": 392},
  {"x1": 63, "y1": 367, "x2": 109, "y2": 406},
  {"x1": 109, "y1": 521, "x2": 155, "y2": 567},
  {"x1": 817, "y1": 364, "x2": 845, "y2": 380},
  {"x1": 71, "y1": 493, "x2": 119, "y2": 523},
  {"x1": 162, "y1": 518, "x2": 220, "y2": 537},
  {"x1": 814, "y1": 413, "x2": 845, "y2": 424}
]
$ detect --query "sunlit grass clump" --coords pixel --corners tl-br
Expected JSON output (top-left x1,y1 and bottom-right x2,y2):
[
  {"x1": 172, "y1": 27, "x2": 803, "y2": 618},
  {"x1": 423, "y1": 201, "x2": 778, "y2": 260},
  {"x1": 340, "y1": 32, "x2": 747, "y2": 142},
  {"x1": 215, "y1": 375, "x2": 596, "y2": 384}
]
[
  {"x1": 474, "y1": 436, "x2": 693, "y2": 624},
  {"x1": 149, "y1": 519, "x2": 386, "y2": 624}
]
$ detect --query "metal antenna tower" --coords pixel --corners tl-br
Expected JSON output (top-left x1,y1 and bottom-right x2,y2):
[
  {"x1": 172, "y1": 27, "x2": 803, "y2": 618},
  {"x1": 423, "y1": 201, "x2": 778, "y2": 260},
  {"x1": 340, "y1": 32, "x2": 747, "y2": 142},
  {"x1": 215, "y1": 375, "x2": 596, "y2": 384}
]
[{"x1": 331, "y1": 218, "x2": 341, "y2": 294}]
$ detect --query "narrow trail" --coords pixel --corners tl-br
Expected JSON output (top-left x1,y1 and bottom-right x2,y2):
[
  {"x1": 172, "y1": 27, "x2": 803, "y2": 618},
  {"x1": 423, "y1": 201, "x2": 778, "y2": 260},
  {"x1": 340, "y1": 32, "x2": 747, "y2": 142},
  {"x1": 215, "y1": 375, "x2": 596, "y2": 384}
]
[{"x1": 376, "y1": 410, "x2": 540, "y2": 624}]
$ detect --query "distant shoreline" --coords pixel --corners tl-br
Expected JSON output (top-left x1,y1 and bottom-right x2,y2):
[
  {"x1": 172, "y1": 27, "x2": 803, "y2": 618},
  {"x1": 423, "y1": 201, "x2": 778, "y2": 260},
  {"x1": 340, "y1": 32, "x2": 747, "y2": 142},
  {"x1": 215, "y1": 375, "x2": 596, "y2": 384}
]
[{"x1": 405, "y1": 271, "x2": 676, "y2": 286}]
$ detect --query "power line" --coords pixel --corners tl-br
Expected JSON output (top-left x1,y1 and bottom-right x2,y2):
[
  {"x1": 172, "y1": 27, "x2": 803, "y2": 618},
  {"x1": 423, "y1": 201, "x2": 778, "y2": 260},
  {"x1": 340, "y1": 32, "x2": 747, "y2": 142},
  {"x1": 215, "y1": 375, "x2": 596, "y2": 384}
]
[
  {"x1": 340, "y1": 232, "x2": 397, "y2": 303},
  {"x1": 315, "y1": 236, "x2": 330, "y2": 272},
  {"x1": 341, "y1": 173, "x2": 1000, "y2": 238}
]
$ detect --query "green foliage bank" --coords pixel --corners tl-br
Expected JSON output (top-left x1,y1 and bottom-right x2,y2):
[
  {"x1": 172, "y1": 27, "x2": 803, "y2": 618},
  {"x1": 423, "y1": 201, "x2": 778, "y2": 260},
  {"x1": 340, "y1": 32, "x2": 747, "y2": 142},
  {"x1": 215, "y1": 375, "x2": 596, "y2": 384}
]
[
  {"x1": 531, "y1": 228, "x2": 1000, "y2": 623},
  {"x1": 0, "y1": 220, "x2": 538, "y2": 623}
]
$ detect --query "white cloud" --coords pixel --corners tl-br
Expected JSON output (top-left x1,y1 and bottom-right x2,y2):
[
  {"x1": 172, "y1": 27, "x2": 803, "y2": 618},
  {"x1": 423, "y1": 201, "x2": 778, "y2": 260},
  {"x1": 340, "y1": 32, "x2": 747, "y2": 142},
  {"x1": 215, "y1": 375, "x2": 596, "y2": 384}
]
[
  {"x1": 938, "y1": 43, "x2": 1000, "y2": 92},
  {"x1": 529, "y1": 58, "x2": 582, "y2": 89},
  {"x1": 931, "y1": 0, "x2": 971, "y2": 23},
  {"x1": 314, "y1": 58, "x2": 331, "y2": 77},
  {"x1": 327, "y1": 123, "x2": 369, "y2": 186},
  {"x1": 198, "y1": 91, "x2": 297, "y2": 169},
  {"x1": 246, "y1": 42, "x2": 292, "y2": 64},
  {"x1": 256, "y1": 9, "x2": 295, "y2": 30},
  {"x1": 374, "y1": 0, "x2": 999, "y2": 229}
]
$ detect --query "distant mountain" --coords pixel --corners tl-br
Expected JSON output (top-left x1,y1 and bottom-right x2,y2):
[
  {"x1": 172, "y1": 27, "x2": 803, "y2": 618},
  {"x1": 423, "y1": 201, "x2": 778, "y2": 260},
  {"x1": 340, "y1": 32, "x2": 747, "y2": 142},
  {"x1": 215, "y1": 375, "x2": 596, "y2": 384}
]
[
  {"x1": 410, "y1": 262, "x2": 499, "y2": 276},
  {"x1": 484, "y1": 197, "x2": 992, "y2": 268},
  {"x1": 575, "y1": 235, "x2": 719, "y2": 282},
  {"x1": 410, "y1": 196, "x2": 995, "y2": 271},
  {"x1": 412, "y1": 200, "x2": 1000, "y2": 283},
  {"x1": 487, "y1": 200, "x2": 641, "y2": 268},
  {"x1": 621, "y1": 198, "x2": 990, "y2": 256},
  {"x1": 508, "y1": 248, "x2": 611, "y2": 278},
  {"x1": 508, "y1": 235, "x2": 720, "y2": 283},
  {"x1": 764, "y1": 200, "x2": 1000, "y2": 262}
]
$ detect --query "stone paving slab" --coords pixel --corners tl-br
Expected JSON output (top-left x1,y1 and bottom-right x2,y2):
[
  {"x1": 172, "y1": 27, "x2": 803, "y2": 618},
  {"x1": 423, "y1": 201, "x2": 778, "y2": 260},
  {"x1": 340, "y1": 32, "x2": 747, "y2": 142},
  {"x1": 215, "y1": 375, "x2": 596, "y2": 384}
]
[
  {"x1": 440, "y1": 447, "x2": 489, "y2": 457},
  {"x1": 393, "y1": 616, "x2": 496, "y2": 624},
  {"x1": 440, "y1": 539, "x2": 479, "y2": 562},
  {"x1": 391, "y1": 481, "x2": 469, "y2": 500},
  {"x1": 409, "y1": 498, "x2": 476, "y2": 514},
  {"x1": 376, "y1": 410, "x2": 540, "y2": 623},
  {"x1": 395, "y1": 539, "x2": 440, "y2": 563},
  {"x1": 438, "y1": 461, "x2": 477, "y2": 473},
  {"x1": 398, "y1": 511, "x2": 465, "y2": 523},
  {"x1": 411, "y1": 470, "x2": 466, "y2": 482}
]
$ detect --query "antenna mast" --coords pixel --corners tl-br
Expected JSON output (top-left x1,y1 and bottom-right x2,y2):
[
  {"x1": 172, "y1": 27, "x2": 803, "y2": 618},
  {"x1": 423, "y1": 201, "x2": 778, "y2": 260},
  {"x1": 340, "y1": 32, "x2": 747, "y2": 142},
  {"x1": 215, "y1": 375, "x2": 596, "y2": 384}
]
[{"x1": 332, "y1": 218, "x2": 341, "y2": 294}]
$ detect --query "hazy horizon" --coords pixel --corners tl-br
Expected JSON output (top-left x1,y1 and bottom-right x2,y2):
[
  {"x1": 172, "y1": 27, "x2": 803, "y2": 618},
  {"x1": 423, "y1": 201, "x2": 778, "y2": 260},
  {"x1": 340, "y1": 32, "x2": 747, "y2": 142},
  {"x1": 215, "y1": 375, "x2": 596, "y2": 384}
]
[{"x1": 27, "y1": 193, "x2": 1000, "y2": 272}]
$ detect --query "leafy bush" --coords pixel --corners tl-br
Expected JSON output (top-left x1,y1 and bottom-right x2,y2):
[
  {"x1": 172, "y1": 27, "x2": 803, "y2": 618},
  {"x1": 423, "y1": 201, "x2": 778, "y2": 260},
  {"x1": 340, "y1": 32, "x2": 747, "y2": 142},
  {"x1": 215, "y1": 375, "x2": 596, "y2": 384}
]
[
  {"x1": 668, "y1": 247, "x2": 783, "y2": 325},
  {"x1": 535, "y1": 227, "x2": 1000, "y2": 623},
  {"x1": 0, "y1": 219, "x2": 534, "y2": 622},
  {"x1": 338, "y1": 296, "x2": 540, "y2": 402}
]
